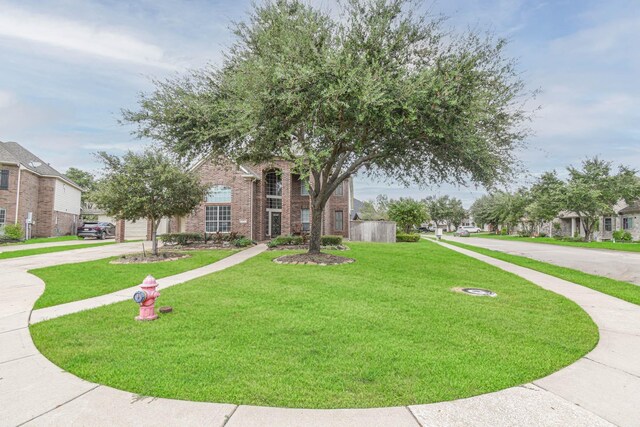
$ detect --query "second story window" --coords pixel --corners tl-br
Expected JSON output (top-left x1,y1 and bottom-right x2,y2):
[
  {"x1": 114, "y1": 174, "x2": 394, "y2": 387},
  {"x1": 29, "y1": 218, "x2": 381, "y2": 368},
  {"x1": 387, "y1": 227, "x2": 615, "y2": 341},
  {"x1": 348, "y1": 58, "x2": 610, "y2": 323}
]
[
  {"x1": 0, "y1": 170, "x2": 8, "y2": 190},
  {"x1": 334, "y1": 182, "x2": 343, "y2": 197},
  {"x1": 301, "y1": 179, "x2": 309, "y2": 196},
  {"x1": 206, "y1": 185, "x2": 232, "y2": 203}
]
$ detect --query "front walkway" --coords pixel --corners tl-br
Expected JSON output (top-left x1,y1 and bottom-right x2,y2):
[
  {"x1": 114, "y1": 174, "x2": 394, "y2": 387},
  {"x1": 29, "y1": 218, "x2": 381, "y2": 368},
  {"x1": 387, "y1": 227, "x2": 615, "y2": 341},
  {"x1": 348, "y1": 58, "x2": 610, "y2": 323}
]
[
  {"x1": 447, "y1": 235, "x2": 640, "y2": 285},
  {"x1": 1, "y1": 241, "x2": 638, "y2": 425}
]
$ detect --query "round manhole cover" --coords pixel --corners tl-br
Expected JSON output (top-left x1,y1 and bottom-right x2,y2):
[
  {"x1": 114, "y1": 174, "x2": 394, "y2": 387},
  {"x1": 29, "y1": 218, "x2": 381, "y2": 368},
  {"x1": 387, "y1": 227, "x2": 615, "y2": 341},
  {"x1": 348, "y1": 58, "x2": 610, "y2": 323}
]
[{"x1": 461, "y1": 288, "x2": 497, "y2": 297}]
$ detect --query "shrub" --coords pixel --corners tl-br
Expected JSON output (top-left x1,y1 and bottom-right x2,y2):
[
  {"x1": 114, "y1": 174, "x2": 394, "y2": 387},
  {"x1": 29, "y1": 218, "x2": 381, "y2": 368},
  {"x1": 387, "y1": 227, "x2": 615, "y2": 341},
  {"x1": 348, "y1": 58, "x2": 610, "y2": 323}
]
[
  {"x1": 269, "y1": 235, "x2": 304, "y2": 247},
  {"x1": 232, "y1": 237, "x2": 254, "y2": 247},
  {"x1": 613, "y1": 230, "x2": 632, "y2": 242},
  {"x1": 3, "y1": 223, "x2": 23, "y2": 240},
  {"x1": 205, "y1": 231, "x2": 242, "y2": 244},
  {"x1": 396, "y1": 233, "x2": 420, "y2": 242},
  {"x1": 518, "y1": 231, "x2": 531, "y2": 237},
  {"x1": 538, "y1": 232, "x2": 548, "y2": 238},
  {"x1": 159, "y1": 233, "x2": 203, "y2": 245},
  {"x1": 500, "y1": 227, "x2": 508, "y2": 235},
  {"x1": 320, "y1": 235, "x2": 343, "y2": 245}
]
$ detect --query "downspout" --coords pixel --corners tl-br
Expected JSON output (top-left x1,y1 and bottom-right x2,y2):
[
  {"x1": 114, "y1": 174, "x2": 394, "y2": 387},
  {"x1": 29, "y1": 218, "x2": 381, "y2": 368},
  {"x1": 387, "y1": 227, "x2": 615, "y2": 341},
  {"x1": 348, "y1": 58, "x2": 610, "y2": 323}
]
[
  {"x1": 250, "y1": 178, "x2": 255, "y2": 240},
  {"x1": 14, "y1": 165, "x2": 22, "y2": 224}
]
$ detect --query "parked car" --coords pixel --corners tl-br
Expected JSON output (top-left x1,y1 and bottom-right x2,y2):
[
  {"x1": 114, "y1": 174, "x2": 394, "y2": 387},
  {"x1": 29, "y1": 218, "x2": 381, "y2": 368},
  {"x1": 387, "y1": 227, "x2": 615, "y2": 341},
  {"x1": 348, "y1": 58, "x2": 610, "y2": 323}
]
[
  {"x1": 454, "y1": 228, "x2": 471, "y2": 237},
  {"x1": 77, "y1": 222, "x2": 116, "y2": 239},
  {"x1": 458, "y1": 225, "x2": 482, "y2": 233}
]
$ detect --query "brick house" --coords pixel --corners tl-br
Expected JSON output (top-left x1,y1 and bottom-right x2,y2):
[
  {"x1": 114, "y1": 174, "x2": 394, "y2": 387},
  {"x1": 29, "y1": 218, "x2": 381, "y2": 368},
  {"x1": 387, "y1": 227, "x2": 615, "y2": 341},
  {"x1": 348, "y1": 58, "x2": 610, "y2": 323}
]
[
  {"x1": 170, "y1": 159, "x2": 352, "y2": 240},
  {"x1": 0, "y1": 141, "x2": 82, "y2": 238}
]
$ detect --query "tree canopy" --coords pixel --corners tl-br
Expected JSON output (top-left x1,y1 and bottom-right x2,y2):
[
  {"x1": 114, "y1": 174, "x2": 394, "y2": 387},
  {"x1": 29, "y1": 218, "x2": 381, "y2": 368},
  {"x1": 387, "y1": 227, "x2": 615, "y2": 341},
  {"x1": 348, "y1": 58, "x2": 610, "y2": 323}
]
[
  {"x1": 93, "y1": 150, "x2": 208, "y2": 255},
  {"x1": 65, "y1": 167, "x2": 98, "y2": 211},
  {"x1": 387, "y1": 198, "x2": 430, "y2": 233},
  {"x1": 123, "y1": 0, "x2": 531, "y2": 253}
]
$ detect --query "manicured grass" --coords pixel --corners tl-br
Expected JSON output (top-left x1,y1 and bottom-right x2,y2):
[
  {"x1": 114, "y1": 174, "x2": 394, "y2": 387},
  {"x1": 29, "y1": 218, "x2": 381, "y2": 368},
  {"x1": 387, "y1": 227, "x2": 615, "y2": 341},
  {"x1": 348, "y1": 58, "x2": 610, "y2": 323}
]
[
  {"x1": 446, "y1": 240, "x2": 640, "y2": 306},
  {"x1": 0, "y1": 235, "x2": 80, "y2": 246},
  {"x1": 31, "y1": 241, "x2": 597, "y2": 408},
  {"x1": 31, "y1": 249, "x2": 237, "y2": 309},
  {"x1": 472, "y1": 233, "x2": 640, "y2": 253},
  {"x1": 0, "y1": 242, "x2": 115, "y2": 260}
]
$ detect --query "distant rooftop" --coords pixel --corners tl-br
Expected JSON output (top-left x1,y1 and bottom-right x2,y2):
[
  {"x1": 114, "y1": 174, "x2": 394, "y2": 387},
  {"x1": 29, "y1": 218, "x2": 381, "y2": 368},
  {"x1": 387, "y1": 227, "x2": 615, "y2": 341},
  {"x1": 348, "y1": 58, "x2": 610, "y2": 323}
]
[{"x1": 0, "y1": 140, "x2": 82, "y2": 190}]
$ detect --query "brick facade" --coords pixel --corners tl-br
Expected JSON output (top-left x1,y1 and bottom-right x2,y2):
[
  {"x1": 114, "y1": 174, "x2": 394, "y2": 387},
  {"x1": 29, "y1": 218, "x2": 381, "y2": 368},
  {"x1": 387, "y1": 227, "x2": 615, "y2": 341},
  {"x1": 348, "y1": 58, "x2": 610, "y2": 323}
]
[
  {"x1": 0, "y1": 165, "x2": 79, "y2": 238},
  {"x1": 179, "y1": 159, "x2": 351, "y2": 241}
]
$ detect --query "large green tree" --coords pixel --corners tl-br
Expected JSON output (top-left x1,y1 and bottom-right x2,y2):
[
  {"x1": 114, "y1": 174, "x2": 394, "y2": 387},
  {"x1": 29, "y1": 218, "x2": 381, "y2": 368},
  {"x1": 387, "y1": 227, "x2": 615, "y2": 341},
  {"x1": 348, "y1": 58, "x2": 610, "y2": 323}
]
[
  {"x1": 65, "y1": 167, "x2": 98, "y2": 212},
  {"x1": 565, "y1": 158, "x2": 640, "y2": 241},
  {"x1": 527, "y1": 171, "x2": 566, "y2": 234},
  {"x1": 387, "y1": 198, "x2": 429, "y2": 233},
  {"x1": 123, "y1": 0, "x2": 531, "y2": 253},
  {"x1": 93, "y1": 150, "x2": 209, "y2": 255}
]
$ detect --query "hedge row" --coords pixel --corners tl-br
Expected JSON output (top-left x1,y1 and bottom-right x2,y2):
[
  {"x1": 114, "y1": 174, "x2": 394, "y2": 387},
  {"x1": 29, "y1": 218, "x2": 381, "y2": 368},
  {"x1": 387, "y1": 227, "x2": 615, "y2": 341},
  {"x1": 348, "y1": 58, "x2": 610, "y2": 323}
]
[
  {"x1": 267, "y1": 235, "x2": 343, "y2": 248},
  {"x1": 396, "y1": 233, "x2": 420, "y2": 242}
]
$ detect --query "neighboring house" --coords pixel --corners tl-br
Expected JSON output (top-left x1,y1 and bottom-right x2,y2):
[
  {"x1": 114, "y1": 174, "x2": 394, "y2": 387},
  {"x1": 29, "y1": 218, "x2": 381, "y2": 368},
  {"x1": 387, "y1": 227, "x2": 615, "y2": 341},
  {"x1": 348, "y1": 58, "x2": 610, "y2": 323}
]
[
  {"x1": 0, "y1": 141, "x2": 82, "y2": 237},
  {"x1": 554, "y1": 200, "x2": 640, "y2": 241},
  {"x1": 351, "y1": 198, "x2": 364, "y2": 220},
  {"x1": 170, "y1": 159, "x2": 351, "y2": 240}
]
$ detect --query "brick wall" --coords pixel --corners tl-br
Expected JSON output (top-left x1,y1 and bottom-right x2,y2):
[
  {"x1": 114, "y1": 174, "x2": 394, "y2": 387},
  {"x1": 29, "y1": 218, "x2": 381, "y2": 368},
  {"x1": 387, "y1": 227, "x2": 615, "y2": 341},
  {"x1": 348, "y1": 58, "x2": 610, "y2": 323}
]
[
  {"x1": 184, "y1": 159, "x2": 351, "y2": 241},
  {"x1": 53, "y1": 211, "x2": 78, "y2": 236},
  {"x1": 18, "y1": 170, "x2": 40, "y2": 231},
  {"x1": 35, "y1": 177, "x2": 56, "y2": 237},
  {"x1": 0, "y1": 164, "x2": 19, "y2": 225}
]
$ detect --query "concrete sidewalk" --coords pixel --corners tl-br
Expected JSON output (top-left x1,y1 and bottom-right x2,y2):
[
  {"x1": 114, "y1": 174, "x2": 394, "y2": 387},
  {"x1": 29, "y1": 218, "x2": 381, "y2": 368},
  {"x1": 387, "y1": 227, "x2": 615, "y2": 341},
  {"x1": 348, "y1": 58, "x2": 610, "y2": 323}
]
[
  {"x1": 446, "y1": 235, "x2": 640, "y2": 285},
  {"x1": 30, "y1": 244, "x2": 268, "y2": 323},
  {"x1": 2, "y1": 240, "x2": 638, "y2": 426}
]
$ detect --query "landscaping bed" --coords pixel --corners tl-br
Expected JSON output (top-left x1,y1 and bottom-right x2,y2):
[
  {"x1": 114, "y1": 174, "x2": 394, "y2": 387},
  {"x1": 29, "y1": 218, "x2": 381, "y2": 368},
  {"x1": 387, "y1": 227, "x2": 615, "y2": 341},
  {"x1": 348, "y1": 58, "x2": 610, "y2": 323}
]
[
  {"x1": 273, "y1": 252, "x2": 354, "y2": 265},
  {"x1": 110, "y1": 251, "x2": 190, "y2": 264},
  {"x1": 31, "y1": 240, "x2": 597, "y2": 408}
]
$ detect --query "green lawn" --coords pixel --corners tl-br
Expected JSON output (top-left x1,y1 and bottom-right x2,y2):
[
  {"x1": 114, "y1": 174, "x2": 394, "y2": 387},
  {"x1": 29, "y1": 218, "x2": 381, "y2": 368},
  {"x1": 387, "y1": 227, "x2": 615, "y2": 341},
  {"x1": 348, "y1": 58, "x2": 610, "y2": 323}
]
[
  {"x1": 31, "y1": 240, "x2": 597, "y2": 408},
  {"x1": 0, "y1": 235, "x2": 80, "y2": 246},
  {"x1": 472, "y1": 233, "x2": 640, "y2": 252},
  {"x1": 0, "y1": 242, "x2": 115, "y2": 260},
  {"x1": 31, "y1": 249, "x2": 237, "y2": 309},
  {"x1": 446, "y1": 240, "x2": 640, "y2": 306}
]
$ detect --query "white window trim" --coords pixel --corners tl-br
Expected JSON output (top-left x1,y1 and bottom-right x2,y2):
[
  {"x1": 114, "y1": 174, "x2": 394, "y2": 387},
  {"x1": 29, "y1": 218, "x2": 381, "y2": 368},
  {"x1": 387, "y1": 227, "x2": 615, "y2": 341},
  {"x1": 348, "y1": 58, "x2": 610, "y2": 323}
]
[{"x1": 205, "y1": 205, "x2": 232, "y2": 233}]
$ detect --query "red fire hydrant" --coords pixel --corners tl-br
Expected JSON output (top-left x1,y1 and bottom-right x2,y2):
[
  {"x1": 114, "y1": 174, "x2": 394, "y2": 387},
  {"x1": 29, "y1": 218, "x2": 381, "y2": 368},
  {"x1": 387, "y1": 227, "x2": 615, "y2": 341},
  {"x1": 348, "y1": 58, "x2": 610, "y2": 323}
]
[{"x1": 133, "y1": 275, "x2": 160, "y2": 321}]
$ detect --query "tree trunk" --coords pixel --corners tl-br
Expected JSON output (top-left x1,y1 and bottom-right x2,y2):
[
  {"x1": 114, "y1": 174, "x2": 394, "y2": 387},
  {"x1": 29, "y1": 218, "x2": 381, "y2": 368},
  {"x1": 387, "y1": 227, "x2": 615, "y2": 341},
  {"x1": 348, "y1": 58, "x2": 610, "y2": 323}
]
[
  {"x1": 309, "y1": 201, "x2": 324, "y2": 254},
  {"x1": 151, "y1": 218, "x2": 160, "y2": 256}
]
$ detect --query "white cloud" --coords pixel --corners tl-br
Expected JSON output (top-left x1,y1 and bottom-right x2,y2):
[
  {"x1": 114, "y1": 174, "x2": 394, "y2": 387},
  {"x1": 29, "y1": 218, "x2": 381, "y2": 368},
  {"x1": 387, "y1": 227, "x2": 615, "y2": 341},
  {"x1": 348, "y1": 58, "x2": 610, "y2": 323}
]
[{"x1": 0, "y1": 4, "x2": 175, "y2": 69}]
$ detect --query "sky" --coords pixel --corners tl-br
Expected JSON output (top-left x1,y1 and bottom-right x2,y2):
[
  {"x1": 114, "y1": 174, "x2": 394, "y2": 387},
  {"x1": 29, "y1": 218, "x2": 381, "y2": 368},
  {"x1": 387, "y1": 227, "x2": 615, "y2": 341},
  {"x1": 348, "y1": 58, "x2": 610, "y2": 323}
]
[{"x1": 1, "y1": 0, "x2": 638, "y2": 207}]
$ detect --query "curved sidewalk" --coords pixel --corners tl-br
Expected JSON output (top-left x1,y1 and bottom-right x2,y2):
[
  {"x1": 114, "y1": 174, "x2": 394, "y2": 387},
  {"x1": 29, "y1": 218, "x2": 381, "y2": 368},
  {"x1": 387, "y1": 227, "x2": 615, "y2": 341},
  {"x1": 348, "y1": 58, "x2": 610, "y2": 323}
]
[{"x1": 0, "y1": 241, "x2": 637, "y2": 426}]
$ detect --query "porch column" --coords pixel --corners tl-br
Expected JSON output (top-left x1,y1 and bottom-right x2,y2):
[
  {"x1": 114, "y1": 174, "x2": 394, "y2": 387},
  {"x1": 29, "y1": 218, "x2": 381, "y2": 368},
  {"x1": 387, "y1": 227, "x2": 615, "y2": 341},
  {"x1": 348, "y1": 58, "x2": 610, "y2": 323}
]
[{"x1": 571, "y1": 217, "x2": 576, "y2": 236}]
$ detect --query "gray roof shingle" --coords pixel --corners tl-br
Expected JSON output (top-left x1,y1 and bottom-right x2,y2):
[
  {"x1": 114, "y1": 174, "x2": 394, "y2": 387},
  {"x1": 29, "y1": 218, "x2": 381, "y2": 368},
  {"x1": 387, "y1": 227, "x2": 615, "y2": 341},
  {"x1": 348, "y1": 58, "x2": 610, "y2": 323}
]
[{"x1": 0, "y1": 141, "x2": 82, "y2": 190}]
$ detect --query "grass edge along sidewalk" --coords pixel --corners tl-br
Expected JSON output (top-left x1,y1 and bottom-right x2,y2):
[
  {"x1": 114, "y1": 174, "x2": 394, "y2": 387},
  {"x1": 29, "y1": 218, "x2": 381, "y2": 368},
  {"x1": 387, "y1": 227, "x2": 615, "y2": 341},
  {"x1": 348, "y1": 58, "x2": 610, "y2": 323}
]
[
  {"x1": 445, "y1": 240, "x2": 640, "y2": 306},
  {"x1": 471, "y1": 233, "x2": 640, "y2": 253},
  {"x1": 0, "y1": 242, "x2": 116, "y2": 260}
]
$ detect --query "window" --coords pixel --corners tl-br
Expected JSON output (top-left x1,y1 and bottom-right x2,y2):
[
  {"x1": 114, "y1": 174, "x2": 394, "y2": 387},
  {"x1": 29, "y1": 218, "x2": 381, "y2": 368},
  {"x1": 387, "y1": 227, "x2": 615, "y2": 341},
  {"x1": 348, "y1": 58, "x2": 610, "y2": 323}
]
[
  {"x1": 301, "y1": 208, "x2": 310, "y2": 232},
  {"x1": 206, "y1": 186, "x2": 232, "y2": 203},
  {"x1": 205, "y1": 205, "x2": 231, "y2": 232},
  {"x1": 623, "y1": 217, "x2": 634, "y2": 230},
  {"x1": 300, "y1": 180, "x2": 309, "y2": 196},
  {"x1": 334, "y1": 182, "x2": 343, "y2": 196},
  {"x1": 0, "y1": 208, "x2": 5, "y2": 228},
  {"x1": 335, "y1": 210, "x2": 343, "y2": 231},
  {"x1": 604, "y1": 218, "x2": 612, "y2": 232},
  {"x1": 0, "y1": 170, "x2": 8, "y2": 190},
  {"x1": 266, "y1": 171, "x2": 282, "y2": 196}
]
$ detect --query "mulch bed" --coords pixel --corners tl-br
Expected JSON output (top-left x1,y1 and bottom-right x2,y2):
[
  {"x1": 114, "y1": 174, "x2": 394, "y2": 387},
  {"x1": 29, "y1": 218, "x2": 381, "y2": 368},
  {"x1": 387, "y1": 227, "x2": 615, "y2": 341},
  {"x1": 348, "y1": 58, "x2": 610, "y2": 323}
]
[
  {"x1": 273, "y1": 253, "x2": 355, "y2": 266},
  {"x1": 268, "y1": 244, "x2": 349, "y2": 251},
  {"x1": 110, "y1": 252, "x2": 190, "y2": 264}
]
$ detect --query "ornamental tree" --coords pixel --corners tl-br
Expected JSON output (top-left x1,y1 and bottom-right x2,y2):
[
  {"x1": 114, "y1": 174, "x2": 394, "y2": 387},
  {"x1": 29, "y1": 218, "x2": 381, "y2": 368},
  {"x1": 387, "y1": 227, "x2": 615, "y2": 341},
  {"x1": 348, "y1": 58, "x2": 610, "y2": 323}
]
[
  {"x1": 387, "y1": 198, "x2": 429, "y2": 233},
  {"x1": 123, "y1": 0, "x2": 532, "y2": 254},
  {"x1": 93, "y1": 150, "x2": 209, "y2": 255}
]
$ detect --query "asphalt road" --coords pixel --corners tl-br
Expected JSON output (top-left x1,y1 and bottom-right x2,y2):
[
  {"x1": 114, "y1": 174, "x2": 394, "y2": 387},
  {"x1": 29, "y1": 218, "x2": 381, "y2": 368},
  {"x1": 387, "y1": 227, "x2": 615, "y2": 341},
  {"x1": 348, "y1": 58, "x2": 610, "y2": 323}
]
[{"x1": 444, "y1": 236, "x2": 640, "y2": 286}]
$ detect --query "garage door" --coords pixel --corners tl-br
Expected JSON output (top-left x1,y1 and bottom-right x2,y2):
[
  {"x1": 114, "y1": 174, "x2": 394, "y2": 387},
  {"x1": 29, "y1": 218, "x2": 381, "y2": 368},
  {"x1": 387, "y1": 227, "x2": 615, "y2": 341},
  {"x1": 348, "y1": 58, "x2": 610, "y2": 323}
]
[{"x1": 98, "y1": 217, "x2": 170, "y2": 241}]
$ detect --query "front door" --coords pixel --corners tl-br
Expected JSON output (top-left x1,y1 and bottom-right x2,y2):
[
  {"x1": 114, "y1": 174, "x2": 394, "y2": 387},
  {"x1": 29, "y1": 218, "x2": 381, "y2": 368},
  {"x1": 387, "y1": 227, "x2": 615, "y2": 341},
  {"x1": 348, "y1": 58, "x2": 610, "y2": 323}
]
[{"x1": 269, "y1": 211, "x2": 282, "y2": 237}]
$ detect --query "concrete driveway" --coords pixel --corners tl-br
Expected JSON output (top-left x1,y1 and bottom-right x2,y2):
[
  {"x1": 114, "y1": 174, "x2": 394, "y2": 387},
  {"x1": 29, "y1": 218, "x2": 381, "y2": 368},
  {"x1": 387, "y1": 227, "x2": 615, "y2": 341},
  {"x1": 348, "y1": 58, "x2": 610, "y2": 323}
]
[{"x1": 445, "y1": 236, "x2": 640, "y2": 285}]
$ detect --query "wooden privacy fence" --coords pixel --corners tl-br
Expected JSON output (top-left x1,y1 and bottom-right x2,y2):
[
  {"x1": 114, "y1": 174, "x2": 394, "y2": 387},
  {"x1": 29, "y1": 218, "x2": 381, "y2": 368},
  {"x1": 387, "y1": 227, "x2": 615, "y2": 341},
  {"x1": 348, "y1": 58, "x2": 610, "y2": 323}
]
[{"x1": 349, "y1": 221, "x2": 396, "y2": 243}]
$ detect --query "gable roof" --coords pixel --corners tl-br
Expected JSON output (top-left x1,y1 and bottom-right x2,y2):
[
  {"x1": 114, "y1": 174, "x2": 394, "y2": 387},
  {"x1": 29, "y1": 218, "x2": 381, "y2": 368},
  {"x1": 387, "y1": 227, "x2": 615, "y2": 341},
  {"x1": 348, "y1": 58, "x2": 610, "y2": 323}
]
[
  {"x1": 0, "y1": 141, "x2": 83, "y2": 190},
  {"x1": 619, "y1": 201, "x2": 640, "y2": 215}
]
